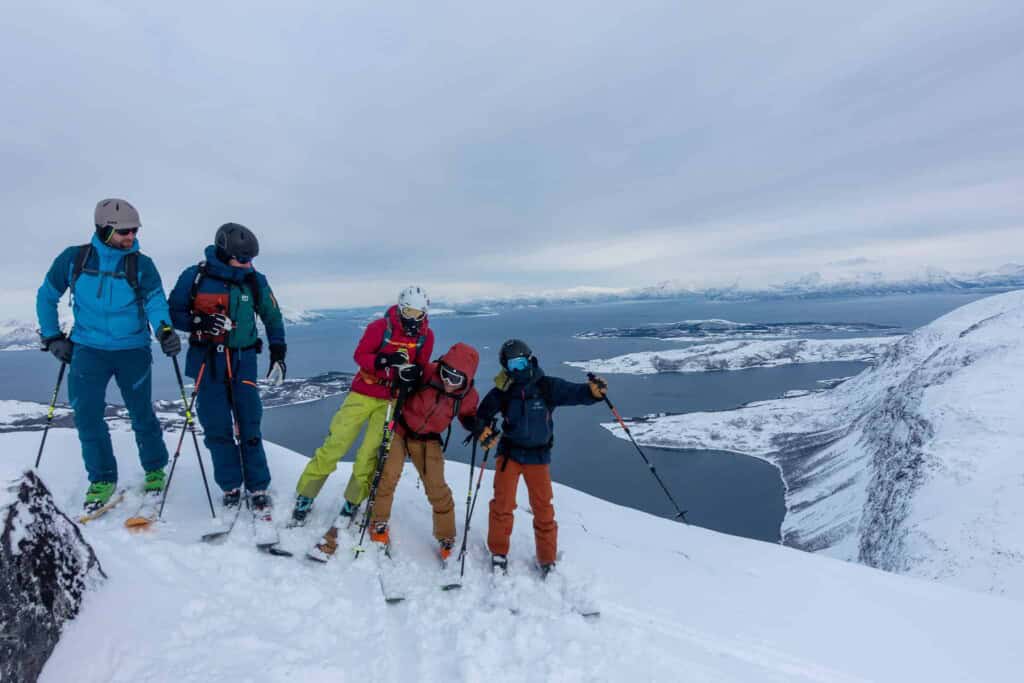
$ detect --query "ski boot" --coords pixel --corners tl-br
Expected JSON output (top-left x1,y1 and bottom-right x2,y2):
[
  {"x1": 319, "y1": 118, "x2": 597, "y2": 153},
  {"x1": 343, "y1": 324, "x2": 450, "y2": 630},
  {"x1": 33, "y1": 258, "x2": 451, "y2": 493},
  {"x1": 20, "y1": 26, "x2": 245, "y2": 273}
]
[
  {"x1": 222, "y1": 488, "x2": 242, "y2": 510},
  {"x1": 143, "y1": 468, "x2": 166, "y2": 493},
  {"x1": 439, "y1": 537, "x2": 455, "y2": 562},
  {"x1": 370, "y1": 521, "x2": 390, "y2": 544},
  {"x1": 84, "y1": 481, "x2": 117, "y2": 512},
  {"x1": 491, "y1": 554, "x2": 508, "y2": 575},
  {"x1": 339, "y1": 499, "x2": 359, "y2": 518},
  {"x1": 250, "y1": 490, "x2": 273, "y2": 512},
  {"x1": 539, "y1": 562, "x2": 557, "y2": 580},
  {"x1": 290, "y1": 495, "x2": 315, "y2": 526}
]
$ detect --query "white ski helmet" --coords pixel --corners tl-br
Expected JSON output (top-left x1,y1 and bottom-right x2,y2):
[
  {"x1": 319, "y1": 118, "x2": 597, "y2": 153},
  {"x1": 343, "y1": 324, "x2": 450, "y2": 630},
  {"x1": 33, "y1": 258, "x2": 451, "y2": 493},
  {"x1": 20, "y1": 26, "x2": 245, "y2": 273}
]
[{"x1": 398, "y1": 285, "x2": 430, "y2": 315}]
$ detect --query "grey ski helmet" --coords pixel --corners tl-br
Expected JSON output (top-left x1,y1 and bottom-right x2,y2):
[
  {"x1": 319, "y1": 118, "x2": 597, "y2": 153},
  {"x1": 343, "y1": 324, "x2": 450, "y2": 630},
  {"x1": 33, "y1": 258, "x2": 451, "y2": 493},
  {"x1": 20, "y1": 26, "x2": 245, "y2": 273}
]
[
  {"x1": 215, "y1": 222, "x2": 260, "y2": 262},
  {"x1": 94, "y1": 198, "x2": 141, "y2": 241},
  {"x1": 499, "y1": 338, "x2": 533, "y2": 369}
]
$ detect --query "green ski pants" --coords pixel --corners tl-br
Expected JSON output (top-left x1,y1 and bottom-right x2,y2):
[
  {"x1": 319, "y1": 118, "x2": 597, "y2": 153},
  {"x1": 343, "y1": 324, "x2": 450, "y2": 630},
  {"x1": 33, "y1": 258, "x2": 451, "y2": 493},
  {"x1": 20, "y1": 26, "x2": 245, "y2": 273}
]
[{"x1": 295, "y1": 391, "x2": 391, "y2": 503}]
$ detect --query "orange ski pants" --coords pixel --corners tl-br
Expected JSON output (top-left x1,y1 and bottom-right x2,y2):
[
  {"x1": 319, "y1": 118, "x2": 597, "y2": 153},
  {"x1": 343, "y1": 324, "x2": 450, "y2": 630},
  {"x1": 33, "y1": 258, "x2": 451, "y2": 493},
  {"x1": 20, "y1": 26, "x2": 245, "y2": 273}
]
[{"x1": 487, "y1": 457, "x2": 557, "y2": 565}]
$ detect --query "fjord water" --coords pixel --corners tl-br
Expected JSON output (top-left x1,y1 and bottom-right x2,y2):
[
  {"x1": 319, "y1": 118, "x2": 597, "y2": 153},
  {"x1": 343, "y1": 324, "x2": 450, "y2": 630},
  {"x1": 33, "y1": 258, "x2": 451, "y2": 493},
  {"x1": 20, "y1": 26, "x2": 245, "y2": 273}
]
[
  {"x1": 264, "y1": 292, "x2": 989, "y2": 543},
  {"x1": 0, "y1": 292, "x2": 991, "y2": 543}
]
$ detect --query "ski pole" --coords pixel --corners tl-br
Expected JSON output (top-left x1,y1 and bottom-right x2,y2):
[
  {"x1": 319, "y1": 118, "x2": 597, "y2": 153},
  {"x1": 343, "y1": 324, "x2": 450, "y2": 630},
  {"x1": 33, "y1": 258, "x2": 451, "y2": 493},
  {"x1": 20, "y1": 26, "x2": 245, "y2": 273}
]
[
  {"x1": 461, "y1": 436, "x2": 478, "y2": 543},
  {"x1": 160, "y1": 357, "x2": 216, "y2": 520},
  {"x1": 34, "y1": 361, "x2": 67, "y2": 468},
  {"x1": 588, "y1": 372, "x2": 688, "y2": 522},
  {"x1": 354, "y1": 388, "x2": 408, "y2": 558},
  {"x1": 459, "y1": 423, "x2": 498, "y2": 578}
]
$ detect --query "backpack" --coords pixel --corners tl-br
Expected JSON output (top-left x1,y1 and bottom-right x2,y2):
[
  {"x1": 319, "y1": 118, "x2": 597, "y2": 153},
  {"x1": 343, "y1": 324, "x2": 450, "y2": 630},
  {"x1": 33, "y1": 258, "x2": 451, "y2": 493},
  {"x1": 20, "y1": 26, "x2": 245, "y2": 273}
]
[
  {"x1": 186, "y1": 261, "x2": 263, "y2": 314},
  {"x1": 70, "y1": 243, "x2": 146, "y2": 329}
]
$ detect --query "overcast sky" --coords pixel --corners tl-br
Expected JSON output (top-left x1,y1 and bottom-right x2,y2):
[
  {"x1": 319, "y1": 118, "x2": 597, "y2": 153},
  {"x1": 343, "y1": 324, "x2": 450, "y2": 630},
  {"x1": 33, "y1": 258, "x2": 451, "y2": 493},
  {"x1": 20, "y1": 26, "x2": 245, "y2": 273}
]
[{"x1": 2, "y1": 1, "x2": 1022, "y2": 314}]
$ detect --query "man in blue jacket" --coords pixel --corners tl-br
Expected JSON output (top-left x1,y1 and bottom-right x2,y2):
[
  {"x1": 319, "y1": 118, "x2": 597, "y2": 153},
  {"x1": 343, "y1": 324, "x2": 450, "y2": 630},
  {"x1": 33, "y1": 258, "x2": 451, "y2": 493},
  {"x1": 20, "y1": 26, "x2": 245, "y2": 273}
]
[
  {"x1": 475, "y1": 339, "x2": 607, "y2": 577},
  {"x1": 36, "y1": 198, "x2": 182, "y2": 512},
  {"x1": 167, "y1": 223, "x2": 286, "y2": 517}
]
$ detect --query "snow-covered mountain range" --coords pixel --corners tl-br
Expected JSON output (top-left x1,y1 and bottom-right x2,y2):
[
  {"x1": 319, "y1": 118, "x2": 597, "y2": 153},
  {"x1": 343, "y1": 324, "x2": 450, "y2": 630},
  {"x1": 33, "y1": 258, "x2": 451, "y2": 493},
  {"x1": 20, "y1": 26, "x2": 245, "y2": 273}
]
[
  {"x1": 2, "y1": 429, "x2": 1021, "y2": 681},
  {"x1": 606, "y1": 290, "x2": 1024, "y2": 599},
  {"x1": 436, "y1": 264, "x2": 1024, "y2": 308}
]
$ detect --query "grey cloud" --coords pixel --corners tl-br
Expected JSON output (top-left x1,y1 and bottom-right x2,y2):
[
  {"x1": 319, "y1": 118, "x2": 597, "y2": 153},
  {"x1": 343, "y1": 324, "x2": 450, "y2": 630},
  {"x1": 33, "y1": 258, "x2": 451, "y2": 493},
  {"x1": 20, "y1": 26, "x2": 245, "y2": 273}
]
[{"x1": 1, "y1": 0, "x2": 1022, "y2": 314}]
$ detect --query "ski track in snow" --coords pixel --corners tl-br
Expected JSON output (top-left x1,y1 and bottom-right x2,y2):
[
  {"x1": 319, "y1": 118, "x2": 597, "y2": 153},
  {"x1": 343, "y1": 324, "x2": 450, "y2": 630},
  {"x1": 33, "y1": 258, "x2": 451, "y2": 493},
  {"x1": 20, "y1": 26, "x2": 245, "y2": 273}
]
[{"x1": 3, "y1": 429, "x2": 1022, "y2": 682}]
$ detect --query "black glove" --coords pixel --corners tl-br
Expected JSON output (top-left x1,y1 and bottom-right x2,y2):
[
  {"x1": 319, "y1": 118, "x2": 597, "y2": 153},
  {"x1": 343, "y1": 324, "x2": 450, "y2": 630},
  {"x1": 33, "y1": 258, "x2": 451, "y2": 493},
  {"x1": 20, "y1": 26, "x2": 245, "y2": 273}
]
[
  {"x1": 158, "y1": 325, "x2": 181, "y2": 357},
  {"x1": 42, "y1": 333, "x2": 73, "y2": 364},
  {"x1": 267, "y1": 343, "x2": 287, "y2": 384},
  {"x1": 192, "y1": 312, "x2": 233, "y2": 336},
  {"x1": 375, "y1": 350, "x2": 409, "y2": 369},
  {"x1": 395, "y1": 363, "x2": 422, "y2": 389}
]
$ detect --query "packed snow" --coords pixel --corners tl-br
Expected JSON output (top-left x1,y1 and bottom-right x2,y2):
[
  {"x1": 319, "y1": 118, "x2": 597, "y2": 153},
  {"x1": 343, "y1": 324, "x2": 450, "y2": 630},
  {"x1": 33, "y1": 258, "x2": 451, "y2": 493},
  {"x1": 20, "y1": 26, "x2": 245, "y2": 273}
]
[
  {"x1": 2, "y1": 429, "x2": 1022, "y2": 681},
  {"x1": 567, "y1": 337, "x2": 899, "y2": 375},
  {"x1": 603, "y1": 290, "x2": 1024, "y2": 600}
]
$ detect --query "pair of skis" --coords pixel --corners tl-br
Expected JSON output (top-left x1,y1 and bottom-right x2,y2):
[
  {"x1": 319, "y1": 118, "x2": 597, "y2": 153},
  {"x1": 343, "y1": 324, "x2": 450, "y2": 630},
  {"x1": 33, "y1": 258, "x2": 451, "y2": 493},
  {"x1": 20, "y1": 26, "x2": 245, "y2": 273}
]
[
  {"x1": 77, "y1": 488, "x2": 161, "y2": 528},
  {"x1": 200, "y1": 498, "x2": 293, "y2": 557},
  {"x1": 305, "y1": 505, "x2": 459, "y2": 603}
]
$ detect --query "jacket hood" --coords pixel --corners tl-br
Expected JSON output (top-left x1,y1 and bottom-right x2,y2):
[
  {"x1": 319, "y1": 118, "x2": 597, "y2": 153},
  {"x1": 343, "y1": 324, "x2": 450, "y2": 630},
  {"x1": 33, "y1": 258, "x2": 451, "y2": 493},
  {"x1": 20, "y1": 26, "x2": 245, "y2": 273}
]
[
  {"x1": 438, "y1": 342, "x2": 479, "y2": 379},
  {"x1": 204, "y1": 244, "x2": 252, "y2": 282}
]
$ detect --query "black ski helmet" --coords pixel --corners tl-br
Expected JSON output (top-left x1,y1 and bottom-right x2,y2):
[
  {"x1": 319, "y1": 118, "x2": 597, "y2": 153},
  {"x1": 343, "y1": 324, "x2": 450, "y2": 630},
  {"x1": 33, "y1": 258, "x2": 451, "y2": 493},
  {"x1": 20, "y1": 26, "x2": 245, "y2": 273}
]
[
  {"x1": 215, "y1": 222, "x2": 259, "y2": 262},
  {"x1": 499, "y1": 339, "x2": 533, "y2": 369}
]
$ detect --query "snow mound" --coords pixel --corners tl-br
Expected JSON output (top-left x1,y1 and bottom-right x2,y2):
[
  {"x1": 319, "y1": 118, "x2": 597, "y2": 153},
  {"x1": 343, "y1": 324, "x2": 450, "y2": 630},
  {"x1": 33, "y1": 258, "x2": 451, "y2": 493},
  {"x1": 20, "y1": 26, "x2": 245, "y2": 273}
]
[
  {"x1": 608, "y1": 290, "x2": 1024, "y2": 598},
  {"x1": 0, "y1": 429, "x2": 1021, "y2": 681},
  {"x1": 567, "y1": 337, "x2": 899, "y2": 374}
]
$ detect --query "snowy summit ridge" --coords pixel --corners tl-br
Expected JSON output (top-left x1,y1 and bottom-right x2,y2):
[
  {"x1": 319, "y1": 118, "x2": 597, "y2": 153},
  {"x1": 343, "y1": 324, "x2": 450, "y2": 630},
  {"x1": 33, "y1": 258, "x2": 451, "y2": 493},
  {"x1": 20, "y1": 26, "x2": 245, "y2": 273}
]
[{"x1": 611, "y1": 290, "x2": 1024, "y2": 598}]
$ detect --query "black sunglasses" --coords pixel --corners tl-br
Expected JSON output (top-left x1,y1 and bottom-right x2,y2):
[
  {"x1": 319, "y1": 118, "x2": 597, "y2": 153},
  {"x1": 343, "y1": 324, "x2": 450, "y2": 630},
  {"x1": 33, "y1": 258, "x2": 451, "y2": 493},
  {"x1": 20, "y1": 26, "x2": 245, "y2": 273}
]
[{"x1": 113, "y1": 227, "x2": 139, "y2": 236}]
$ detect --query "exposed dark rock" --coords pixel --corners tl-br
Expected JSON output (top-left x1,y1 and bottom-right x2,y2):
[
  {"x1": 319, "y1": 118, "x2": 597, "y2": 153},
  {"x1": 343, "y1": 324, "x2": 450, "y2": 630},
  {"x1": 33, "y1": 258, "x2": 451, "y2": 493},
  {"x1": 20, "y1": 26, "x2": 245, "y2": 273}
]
[{"x1": 1, "y1": 470, "x2": 105, "y2": 683}]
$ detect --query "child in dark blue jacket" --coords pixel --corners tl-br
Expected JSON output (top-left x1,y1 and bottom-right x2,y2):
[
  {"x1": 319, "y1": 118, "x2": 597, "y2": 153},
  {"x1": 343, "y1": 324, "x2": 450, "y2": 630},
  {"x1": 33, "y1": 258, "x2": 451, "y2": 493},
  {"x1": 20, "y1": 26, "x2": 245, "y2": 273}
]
[{"x1": 474, "y1": 339, "x2": 607, "y2": 576}]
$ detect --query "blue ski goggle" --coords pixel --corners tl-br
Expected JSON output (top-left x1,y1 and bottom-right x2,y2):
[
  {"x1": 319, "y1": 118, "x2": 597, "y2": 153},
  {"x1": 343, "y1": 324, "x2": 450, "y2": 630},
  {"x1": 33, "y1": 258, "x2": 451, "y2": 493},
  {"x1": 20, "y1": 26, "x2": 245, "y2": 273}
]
[{"x1": 506, "y1": 355, "x2": 530, "y2": 372}]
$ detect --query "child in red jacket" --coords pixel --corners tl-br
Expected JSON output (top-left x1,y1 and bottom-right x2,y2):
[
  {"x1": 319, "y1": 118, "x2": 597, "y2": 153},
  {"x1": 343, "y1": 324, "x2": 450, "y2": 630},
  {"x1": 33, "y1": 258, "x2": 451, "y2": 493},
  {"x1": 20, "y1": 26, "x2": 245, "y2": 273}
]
[{"x1": 369, "y1": 342, "x2": 480, "y2": 560}]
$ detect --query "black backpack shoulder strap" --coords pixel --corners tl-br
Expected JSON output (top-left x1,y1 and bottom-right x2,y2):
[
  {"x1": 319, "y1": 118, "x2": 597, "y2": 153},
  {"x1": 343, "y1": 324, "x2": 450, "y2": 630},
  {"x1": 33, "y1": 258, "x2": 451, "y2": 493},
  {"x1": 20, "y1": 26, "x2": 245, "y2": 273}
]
[
  {"x1": 123, "y1": 252, "x2": 147, "y2": 327},
  {"x1": 379, "y1": 316, "x2": 394, "y2": 352},
  {"x1": 244, "y1": 271, "x2": 263, "y2": 312},
  {"x1": 70, "y1": 244, "x2": 92, "y2": 289},
  {"x1": 123, "y1": 252, "x2": 139, "y2": 289},
  {"x1": 68, "y1": 244, "x2": 93, "y2": 306},
  {"x1": 441, "y1": 394, "x2": 464, "y2": 452},
  {"x1": 188, "y1": 261, "x2": 208, "y2": 313}
]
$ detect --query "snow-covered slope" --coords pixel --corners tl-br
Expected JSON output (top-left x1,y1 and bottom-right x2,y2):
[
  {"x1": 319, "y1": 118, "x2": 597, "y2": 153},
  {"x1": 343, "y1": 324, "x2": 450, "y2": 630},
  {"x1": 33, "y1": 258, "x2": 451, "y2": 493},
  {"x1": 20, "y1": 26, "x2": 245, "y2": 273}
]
[
  {"x1": 568, "y1": 337, "x2": 899, "y2": 374},
  {"x1": 607, "y1": 290, "x2": 1024, "y2": 599},
  {"x1": 2, "y1": 430, "x2": 1021, "y2": 681}
]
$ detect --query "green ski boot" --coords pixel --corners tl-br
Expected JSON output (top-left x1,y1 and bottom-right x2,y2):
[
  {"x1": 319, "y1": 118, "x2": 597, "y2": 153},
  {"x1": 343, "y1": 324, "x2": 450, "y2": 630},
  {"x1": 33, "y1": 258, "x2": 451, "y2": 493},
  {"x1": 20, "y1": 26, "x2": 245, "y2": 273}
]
[
  {"x1": 144, "y1": 468, "x2": 166, "y2": 493},
  {"x1": 84, "y1": 481, "x2": 117, "y2": 511}
]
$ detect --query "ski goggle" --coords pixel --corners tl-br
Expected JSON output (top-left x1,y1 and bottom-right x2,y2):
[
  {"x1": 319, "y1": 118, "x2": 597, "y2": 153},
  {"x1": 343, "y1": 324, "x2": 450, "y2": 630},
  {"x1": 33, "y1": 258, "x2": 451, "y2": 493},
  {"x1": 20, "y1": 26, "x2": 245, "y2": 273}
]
[
  {"x1": 506, "y1": 355, "x2": 530, "y2": 372},
  {"x1": 400, "y1": 306, "x2": 425, "y2": 321},
  {"x1": 440, "y1": 363, "x2": 466, "y2": 387},
  {"x1": 113, "y1": 227, "x2": 139, "y2": 236},
  {"x1": 232, "y1": 255, "x2": 253, "y2": 264}
]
